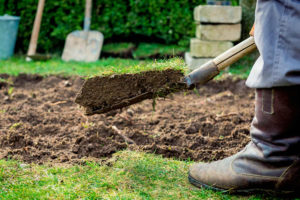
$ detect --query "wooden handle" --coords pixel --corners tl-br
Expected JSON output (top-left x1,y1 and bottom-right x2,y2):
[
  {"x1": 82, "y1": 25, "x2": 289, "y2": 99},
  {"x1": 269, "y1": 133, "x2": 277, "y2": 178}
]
[
  {"x1": 27, "y1": 0, "x2": 45, "y2": 56},
  {"x1": 185, "y1": 37, "x2": 257, "y2": 87},
  {"x1": 213, "y1": 36, "x2": 256, "y2": 71},
  {"x1": 84, "y1": 0, "x2": 92, "y2": 31}
]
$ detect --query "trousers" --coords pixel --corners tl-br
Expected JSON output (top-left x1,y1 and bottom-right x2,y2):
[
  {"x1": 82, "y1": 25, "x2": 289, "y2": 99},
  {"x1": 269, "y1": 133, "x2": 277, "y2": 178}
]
[{"x1": 246, "y1": 0, "x2": 300, "y2": 88}]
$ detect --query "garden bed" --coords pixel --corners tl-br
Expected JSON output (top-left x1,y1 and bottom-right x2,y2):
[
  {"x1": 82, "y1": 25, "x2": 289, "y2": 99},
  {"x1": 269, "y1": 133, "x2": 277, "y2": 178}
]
[{"x1": 0, "y1": 74, "x2": 254, "y2": 164}]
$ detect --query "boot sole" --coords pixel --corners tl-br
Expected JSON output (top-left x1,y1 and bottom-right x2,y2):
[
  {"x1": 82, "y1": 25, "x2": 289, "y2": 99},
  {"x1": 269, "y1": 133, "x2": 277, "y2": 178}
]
[{"x1": 188, "y1": 173, "x2": 298, "y2": 196}]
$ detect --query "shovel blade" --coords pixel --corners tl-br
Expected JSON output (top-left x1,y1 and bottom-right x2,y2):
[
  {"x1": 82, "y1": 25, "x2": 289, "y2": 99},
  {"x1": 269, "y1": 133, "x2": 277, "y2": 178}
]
[{"x1": 62, "y1": 30, "x2": 104, "y2": 62}]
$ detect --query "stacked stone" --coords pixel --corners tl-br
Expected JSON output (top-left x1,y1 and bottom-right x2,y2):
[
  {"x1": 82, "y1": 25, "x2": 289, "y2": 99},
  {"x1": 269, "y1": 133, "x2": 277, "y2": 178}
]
[{"x1": 185, "y1": 5, "x2": 242, "y2": 70}]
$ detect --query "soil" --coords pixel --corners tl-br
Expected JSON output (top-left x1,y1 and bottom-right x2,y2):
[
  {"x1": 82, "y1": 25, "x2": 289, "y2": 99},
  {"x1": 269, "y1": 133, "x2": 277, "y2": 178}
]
[
  {"x1": 75, "y1": 69, "x2": 185, "y2": 115},
  {"x1": 0, "y1": 74, "x2": 254, "y2": 164}
]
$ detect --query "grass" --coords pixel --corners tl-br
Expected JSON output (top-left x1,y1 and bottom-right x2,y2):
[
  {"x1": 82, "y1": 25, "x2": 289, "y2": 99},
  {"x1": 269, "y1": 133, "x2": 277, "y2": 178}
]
[
  {"x1": 0, "y1": 150, "x2": 272, "y2": 200},
  {"x1": 0, "y1": 52, "x2": 255, "y2": 78},
  {"x1": 0, "y1": 57, "x2": 187, "y2": 77}
]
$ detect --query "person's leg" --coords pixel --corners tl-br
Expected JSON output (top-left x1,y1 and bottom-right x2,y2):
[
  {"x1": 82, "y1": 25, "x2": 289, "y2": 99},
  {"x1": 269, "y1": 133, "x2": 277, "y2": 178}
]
[{"x1": 188, "y1": 87, "x2": 300, "y2": 194}]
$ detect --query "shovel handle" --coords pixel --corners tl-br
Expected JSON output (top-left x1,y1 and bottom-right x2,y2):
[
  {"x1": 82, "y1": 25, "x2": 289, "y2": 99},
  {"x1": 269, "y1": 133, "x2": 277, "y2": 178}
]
[
  {"x1": 184, "y1": 36, "x2": 257, "y2": 88},
  {"x1": 27, "y1": 0, "x2": 45, "y2": 56},
  {"x1": 84, "y1": 0, "x2": 92, "y2": 31}
]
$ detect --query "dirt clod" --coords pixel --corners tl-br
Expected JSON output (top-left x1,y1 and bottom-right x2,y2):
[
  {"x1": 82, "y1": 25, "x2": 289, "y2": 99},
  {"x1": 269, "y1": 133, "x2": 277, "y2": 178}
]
[{"x1": 0, "y1": 74, "x2": 254, "y2": 164}]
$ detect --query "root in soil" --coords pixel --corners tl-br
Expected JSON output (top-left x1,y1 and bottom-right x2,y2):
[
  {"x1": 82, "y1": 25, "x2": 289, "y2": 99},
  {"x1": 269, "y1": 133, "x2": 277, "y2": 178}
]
[{"x1": 0, "y1": 74, "x2": 254, "y2": 164}]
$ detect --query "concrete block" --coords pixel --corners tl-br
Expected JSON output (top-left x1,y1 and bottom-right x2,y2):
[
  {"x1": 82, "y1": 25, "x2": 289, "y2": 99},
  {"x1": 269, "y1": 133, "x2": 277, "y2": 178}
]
[
  {"x1": 185, "y1": 52, "x2": 212, "y2": 71},
  {"x1": 190, "y1": 38, "x2": 233, "y2": 57},
  {"x1": 196, "y1": 24, "x2": 241, "y2": 41},
  {"x1": 194, "y1": 5, "x2": 242, "y2": 23}
]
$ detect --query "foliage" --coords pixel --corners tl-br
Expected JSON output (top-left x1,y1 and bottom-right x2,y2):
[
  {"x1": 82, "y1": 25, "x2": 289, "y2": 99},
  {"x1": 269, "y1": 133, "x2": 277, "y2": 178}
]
[
  {"x1": 240, "y1": 0, "x2": 256, "y2": 39},
  {"x1": 0, "y1": 150, "x2": 266, "y2": 199},
  {"x1": 0, "y1": 0, "x2": 239, "y2": 53}
]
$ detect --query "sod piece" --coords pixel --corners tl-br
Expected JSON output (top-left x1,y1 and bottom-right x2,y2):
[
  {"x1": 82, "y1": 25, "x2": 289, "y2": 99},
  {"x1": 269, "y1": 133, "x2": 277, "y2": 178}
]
[
  {"x1": 74, "y1": 58, "x2": 187, "y2": 115},
  {"x1": 75, "y1": 69, "x2": 186, "y2": 115}
]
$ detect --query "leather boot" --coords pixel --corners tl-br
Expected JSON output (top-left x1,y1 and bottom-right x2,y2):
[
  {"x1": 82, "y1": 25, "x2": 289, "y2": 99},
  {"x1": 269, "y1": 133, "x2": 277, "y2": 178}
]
[{"x1": 188, "y1": 87, "x2": 300, "y2": 194}]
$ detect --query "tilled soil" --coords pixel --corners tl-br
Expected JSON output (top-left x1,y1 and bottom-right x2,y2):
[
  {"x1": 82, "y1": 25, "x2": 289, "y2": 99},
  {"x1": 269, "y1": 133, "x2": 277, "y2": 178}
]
[{"x1": 0, "y1": 74, "x2": 254, "y2": 164}]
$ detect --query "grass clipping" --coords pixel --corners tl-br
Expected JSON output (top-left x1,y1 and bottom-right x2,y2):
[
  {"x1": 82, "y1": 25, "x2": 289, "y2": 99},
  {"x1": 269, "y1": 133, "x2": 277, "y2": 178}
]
[{"x1": 75, "y1": 59, "x2": 187, "y2": 115}]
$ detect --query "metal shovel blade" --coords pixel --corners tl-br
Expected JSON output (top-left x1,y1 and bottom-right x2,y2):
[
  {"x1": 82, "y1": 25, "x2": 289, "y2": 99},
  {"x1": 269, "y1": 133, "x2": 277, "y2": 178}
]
[{"x1": 62, "y1": 30, "x2": 103, "y2": 62}]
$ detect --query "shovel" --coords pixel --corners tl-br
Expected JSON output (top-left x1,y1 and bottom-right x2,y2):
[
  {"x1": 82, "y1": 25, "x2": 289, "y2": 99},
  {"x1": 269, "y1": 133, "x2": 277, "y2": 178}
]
[
  {"x1": 62, "y1": 0, "x2": 104, "y2": 62},
  {"x1": 75, "y1": 37, "x2": 257, "y2": 115},
  {"x1": 26, "y1": 0, "x2": 51, "y2": 61}
]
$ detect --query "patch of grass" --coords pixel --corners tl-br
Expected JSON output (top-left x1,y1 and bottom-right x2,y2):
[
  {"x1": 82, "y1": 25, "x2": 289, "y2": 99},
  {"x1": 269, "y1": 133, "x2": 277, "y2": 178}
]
[
  {"x1": 133, "y1": 43, "x2": 188, "y2": 59},
  {"x1": 0, "y1": 150, "x2": 267, "y2": 200},
  {"x1": 99, "y1": 57, "x2": 187, "y2": 76},
  {"x1": 7, "y1": 87, "x2": 14, "y2": 97},
  {"x1": 0, "y1": 57, "x2": 187, "y2": 77},
  {"x1": 0, "y1": 78, "x2": 6, "y2": 83},
  {"x1": 0, "y1": 53, "x2": 254, "y2": 81},
  {"x1": 9, "y1": 122, "x2": 22, "y2": 130},
  {"x1": 102, "y1": 42, "x2": 135, "y2": 54}
]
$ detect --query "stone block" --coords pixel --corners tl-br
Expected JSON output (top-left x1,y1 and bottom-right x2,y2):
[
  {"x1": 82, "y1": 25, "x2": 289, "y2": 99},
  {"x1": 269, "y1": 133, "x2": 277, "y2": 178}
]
[
  {"x1": 184, "y1": 52, "x2": 212, "y2": 71},
  {"x1": 194, "y1": 5, "x2": 242, "y2": 23},
  {"x1": 190, "y1": 38, "x2": 233, "y2": 57},
  {"x1": 196, "y1": 24, "x2": 241, "y2": 41}
]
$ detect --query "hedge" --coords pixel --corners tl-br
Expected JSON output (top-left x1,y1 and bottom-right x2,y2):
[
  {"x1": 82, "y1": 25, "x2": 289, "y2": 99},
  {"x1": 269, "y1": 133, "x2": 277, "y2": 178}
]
[{"x1": 0, "y1": 0, "x2": 239, "y2": 53}]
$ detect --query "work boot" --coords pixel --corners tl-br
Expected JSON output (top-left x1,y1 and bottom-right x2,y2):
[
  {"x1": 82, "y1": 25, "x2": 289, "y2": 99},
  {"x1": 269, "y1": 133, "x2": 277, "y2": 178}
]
[{"x1": 188, "y1": 87, "x2": 300, "y2": 194}]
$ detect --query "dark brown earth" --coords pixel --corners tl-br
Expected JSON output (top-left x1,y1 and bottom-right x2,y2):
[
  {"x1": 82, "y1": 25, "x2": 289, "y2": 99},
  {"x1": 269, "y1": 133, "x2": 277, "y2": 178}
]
[
  {"x1": 0, "y1": 74, "x2": 254, "y2": 164},
  {"x1": 75, "y1": 69, "x2": 185, "y2": 115}
]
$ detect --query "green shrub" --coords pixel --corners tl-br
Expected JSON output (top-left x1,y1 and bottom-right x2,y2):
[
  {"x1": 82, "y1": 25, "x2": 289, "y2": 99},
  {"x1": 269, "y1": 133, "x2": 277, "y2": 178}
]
[
  {"x1": 240, "y1": 0, "x2": 256, "y2": 39},
  {"x1": 0, "y1": 0, "x2": 240, "y2": 53}
]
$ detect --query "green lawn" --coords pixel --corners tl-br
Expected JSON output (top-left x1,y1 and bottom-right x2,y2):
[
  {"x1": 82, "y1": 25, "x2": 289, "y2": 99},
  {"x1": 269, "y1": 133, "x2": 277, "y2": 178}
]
[
  {"x1": 0, "y1": 57, "x2": 186, "y2": 77},
  {"x1": 0, "y1": 150, "x2": 270, "y2": 200},
  {"x1": 0, "y1": 54, "x2": 255, "y2": 78},
  {"x1": 0, "y1": 55, "x2": 277, "y2": 200}
]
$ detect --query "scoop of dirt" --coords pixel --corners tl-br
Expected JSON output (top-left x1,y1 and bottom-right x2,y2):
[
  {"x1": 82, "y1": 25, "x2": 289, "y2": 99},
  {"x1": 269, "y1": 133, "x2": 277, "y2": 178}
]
[{"x1": 75, "y1": 69, "x2": 185, "y2": 115}]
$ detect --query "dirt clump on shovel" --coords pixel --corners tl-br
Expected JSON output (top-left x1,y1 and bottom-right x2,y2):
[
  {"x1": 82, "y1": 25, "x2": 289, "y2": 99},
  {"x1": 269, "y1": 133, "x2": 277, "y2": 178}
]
[{"x1": 75, "y1": 69, "x2": 185, "y2": 115}]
